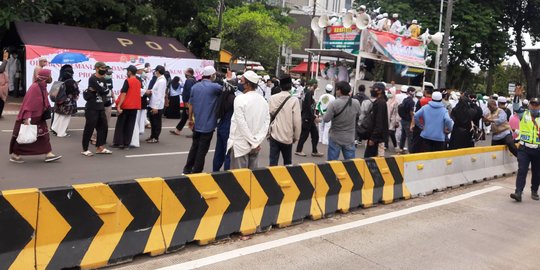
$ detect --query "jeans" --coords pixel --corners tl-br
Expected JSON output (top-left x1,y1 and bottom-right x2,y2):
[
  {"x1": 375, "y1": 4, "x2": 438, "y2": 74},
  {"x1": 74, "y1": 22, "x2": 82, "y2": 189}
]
[
  {"x1": 183, "y1": 131, "x2": 214, "y2": 174},
  {"x1": 212, "y1": 125, "x2": 231, "y2": 172},
  {"x1": 82, "y1": 109, "x2": 108, "y2": 151},
  {"x1": 269, "y1": 137, "x2": 293, "y2": 166},
  {"x1": 148, "y1": 109, "x2": 163, "y2": 140},
  {"x1": 328, "y1": 138, "x2": 356, "y2": 161},
  {"x1": 515, "y1": 146, "x2": 540, "y2": 193},
  {"x1": 400, "y1": 120, "x2": 412, "y2": 150},
  {"x1": 296, "y1": 121, "x2": 320, "y2": 153},
  {"x1": 492, "y1": 133, "x2": 518, "y2": 157}
]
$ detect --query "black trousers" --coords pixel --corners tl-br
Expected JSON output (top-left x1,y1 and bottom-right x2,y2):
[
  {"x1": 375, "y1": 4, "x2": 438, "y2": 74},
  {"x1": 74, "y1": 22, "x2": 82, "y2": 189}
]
[
  {"x1": 183, "y1": 131, "x2": 214, "y2": 174},
  {"x1": 420, "y1": 138, "x2": 445, "y2": 153},
  {"x1": 0, "y1": 99, "x2": 4, "y2": 117},
  {"x1": 364, "y1": 143, "x2": 379, "y2": 158},
  {"x1": 82, "y1": 109, "x2": 108, "y2": 151},
  {"x1": 296, "y1": 121, "x2": 319, "y2": 153},
  {"x1": 148, "y1": 109, "x2": 163, "y2": 140},
  {"x1": 385, "y1": 130, "x2": 397, "y2": 148},
  {"x1": 515, "y1": 146, "x2": 540, "y2": 193},
  {"x1": 113, "y1": 109, "x2": 137, "y2": 146},
  {"x1": 270, "y1": 137, "x2": 293, "y2": 166},
  {"x1": 492, "y1": 133, "x2": 518, "y2": 157},
  {"x1": 175, "y1": 108, "x2": 189, "y2": 131}
]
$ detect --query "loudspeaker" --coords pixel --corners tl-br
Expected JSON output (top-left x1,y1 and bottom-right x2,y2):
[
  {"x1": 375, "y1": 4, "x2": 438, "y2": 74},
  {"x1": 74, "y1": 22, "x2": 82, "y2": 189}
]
[
  {"x1": 356, "y1": 12, "x2": 371, "y2": 30},
  {"x1": 318, "y1": 15, "x2": 330, "y2": 28},
  {"x1": 343, "y1": 13, "x2": 354, "y2": 28}
]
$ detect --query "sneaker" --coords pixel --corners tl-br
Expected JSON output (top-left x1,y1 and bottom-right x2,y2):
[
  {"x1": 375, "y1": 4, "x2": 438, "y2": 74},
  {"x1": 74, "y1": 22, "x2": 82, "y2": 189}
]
[
  {"x1": 9, "y1": 156, "x2": 24, "y2": 163},
  {"x1": 45, "y1": 155, "x2": 62, "y2": 162},
  {"x1": 311, "y1": 152, "x2": 324, "y2": 157},
  {"x1": 295, "y1": 152, "x2": 307, "y2": 157},
  {"x1": 510, "y1": 192, "x2": 522, "y2": 202},
  {"x1": 532, "y1": 192, "x2": 539, "y2": 201}
]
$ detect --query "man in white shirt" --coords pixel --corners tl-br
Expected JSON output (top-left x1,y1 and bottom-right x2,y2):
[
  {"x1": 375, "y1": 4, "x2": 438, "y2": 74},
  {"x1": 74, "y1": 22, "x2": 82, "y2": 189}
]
[
  {"x1": 227, "y1": 71, "x2": 270, "y2": 169},
  {"x1": 317, "y1": 84, "x2": 336, "y2": 145},
  {"x1": 390, "y1": 14, "x2": 402, "y2": 35},
  {"x1": 146, "y1": 65, "x2": 167, "y2": 143}
]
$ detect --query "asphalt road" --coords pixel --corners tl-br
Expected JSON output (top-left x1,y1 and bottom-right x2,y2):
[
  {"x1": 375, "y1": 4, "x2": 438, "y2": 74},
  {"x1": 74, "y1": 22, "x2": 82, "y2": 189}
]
[
  {"x1": 108, "y1": 176, "x2": 540, "y2": 270},
  {"x1": 0, "y1": 114, "x2": 347, "y2": 190}
]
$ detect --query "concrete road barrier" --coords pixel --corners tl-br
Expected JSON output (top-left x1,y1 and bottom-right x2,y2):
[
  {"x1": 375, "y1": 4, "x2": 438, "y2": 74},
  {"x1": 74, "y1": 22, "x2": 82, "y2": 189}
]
[{"x1": 0, "y1": 146, "x2": 518, "y2": 270}]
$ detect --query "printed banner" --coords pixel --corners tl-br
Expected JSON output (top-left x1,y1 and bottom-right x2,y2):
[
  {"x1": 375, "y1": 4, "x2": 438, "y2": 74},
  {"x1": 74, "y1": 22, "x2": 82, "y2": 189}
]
[
  {"x1": 323, "y1": 25, "x2": 361, "y2": 54},
  {"x1": 25, "y1": 45, "x2": 212, "y2": 107},
  {"x1": 368, "y1": 30, "x2": 427, "y2": 68}
]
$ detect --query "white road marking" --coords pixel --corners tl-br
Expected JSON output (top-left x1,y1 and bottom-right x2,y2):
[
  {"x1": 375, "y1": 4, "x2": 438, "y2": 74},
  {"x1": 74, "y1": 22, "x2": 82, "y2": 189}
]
[
  {"x1": 126, "y1": 150, "x2": 215, "y2": 158},
  {"x1": 2, "y1": 127, "x2": 177, "y2": 132},
  {"x1": 157, "y1": 185, "x2": 503, "y2": 270}
]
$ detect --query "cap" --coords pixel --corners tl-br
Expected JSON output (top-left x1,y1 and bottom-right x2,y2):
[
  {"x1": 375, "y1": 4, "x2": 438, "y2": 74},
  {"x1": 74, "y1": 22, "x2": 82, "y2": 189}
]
[
  {"x1": 263, "y1": 75, "x2": 271, "y2": 81},
  {"x1": 154, "y1": 65, "x2": 166, "y2": 74},
  {"x1": 325, "y1": 84, "x2": 334, "y2": 92},
  {"x1": 483, "y1": 96, "x2": 489, "y2": 100},
  {"x1": 125, "y1": 65, "x2": 137, "y2": 75},
  {"x1": 392, "y1": 13, "x2": 399, "y2": 19},
  {"x1": 95, "y1": 61, "x2": 107, "y2": 69},
  {"x1": 497, "y1": 96, "x2": 507, "y2": 103},
  {"x1": 432, "y1": 91, "x2": 443, "y2": 101},
  {"x1": 135, "y1": 64, "x2": 145, "y2": 70},
  {"x1": 523, "y1": 99, "x2": 530, "y2": 106},
  {"x1": 530, "y1": 98, "x2": 540, "y2": 105},
  {"x1": 383, "y1": 13, "x2": 388, "y2": 18},
  {"x1": 372, "y1": 82, "x2": 386, "y2": 91},
  {"x1": 243, "y1": 70, "x2": 261, "y2": 84},
  {"x1": 400, "y1": 85, "x2": 408, "y2": 93},
  {"x1": 415, "y1": 91, "x2": 423, "y2": 98},
  {"x1": 359, "y1": 5, "x2": 366, "y2": 10},
  {"x1": 412, "y1": 20, "x2": 418, "y2": 24},
  {"x1": 492, "y1": 94, "x2": 499, "y2": 99},
  {"x1": 202, "y1": 66, "x2": 216, "y2": 76}
]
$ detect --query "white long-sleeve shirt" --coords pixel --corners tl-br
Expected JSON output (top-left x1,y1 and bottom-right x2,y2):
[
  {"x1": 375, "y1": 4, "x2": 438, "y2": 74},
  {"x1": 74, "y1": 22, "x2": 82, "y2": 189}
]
[
  {"x1": 227, "y1": 91, "x2": 270, "y2": 158},
  {"x1": 149, "y1": 75, "x2": 166, "y2": 110}
]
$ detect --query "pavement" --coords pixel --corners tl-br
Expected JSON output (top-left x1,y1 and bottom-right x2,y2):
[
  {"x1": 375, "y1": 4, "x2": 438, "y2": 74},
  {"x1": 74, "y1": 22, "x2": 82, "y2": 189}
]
[{"x1": 106, "y1": 176, "x2": 540, "y2": 270}]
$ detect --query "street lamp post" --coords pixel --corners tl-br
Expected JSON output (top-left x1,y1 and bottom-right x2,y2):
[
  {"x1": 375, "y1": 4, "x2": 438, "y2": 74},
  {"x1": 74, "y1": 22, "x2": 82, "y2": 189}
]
[
  {"x1": 439, "y1": 0, "x2": 454, "y2": 89},
  {"x1": 434, "y1": 0, "x2": 444, "y2": 88},
  {"x1": 306, "y1": 0, "x2": 317, "y2": 80}
]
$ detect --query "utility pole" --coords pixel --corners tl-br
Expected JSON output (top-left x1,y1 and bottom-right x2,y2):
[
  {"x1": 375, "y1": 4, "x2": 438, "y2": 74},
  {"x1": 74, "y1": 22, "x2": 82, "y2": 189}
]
[
  {"x1": 439, "y1": 0, "x2": 454, "y2": 89},
  {"x1": 216, "y1": 0, "x2": 225, "y2": 71},
  {"x1": 306, "y1": 0, "x2": 317, "y2": 79}
]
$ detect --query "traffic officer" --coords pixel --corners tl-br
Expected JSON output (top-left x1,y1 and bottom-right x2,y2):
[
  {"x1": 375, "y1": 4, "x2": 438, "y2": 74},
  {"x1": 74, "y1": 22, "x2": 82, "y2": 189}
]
[{"x1": 510, "y1": 97, "x2": 540, "y2": 202}]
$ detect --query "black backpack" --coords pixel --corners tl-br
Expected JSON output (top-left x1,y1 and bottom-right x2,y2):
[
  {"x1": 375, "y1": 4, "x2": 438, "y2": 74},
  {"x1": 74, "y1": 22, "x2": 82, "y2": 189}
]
[{"x1": 398, "y1": 97, "x2": 411, "y2": 118}]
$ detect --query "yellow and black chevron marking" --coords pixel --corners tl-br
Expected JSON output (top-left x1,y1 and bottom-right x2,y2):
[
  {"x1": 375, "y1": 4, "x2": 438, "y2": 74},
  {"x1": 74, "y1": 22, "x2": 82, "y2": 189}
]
[
  {"x1": 365, "y1": 157, "x2": 411, "y2": 204},
  {"x1": 163, "y1": 170, "x2": 255, "y2": 249},
  {"x1": 0, "y1": 189, "x2": 38, "y2": 270},
  {"x1": 251, "y1": 164, "x2": 320, "y2": 230}
]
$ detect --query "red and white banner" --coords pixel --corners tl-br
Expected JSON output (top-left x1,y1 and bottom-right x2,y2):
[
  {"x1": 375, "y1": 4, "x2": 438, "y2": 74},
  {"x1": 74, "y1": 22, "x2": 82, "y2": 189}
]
[
  {"x1": 368, "y1": 30, "x2": 427, "y2": 68},
  {"x1": 26, "y1": 45, "x2": 212, "y2": 107}
]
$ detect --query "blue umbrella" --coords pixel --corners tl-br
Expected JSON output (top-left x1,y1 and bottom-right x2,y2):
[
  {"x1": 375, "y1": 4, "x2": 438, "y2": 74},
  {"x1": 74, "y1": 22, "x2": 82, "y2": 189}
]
[{"x1": 50, "y1": 52, "x2": 89, "y2": 64}]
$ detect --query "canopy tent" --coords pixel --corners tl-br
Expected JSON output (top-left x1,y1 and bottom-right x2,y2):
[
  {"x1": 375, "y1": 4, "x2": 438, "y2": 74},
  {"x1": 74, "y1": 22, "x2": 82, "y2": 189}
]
[
  {"x1": 289, "y1": 61, "x2": 326, "y2": 74},
  {"x1": 2, "y1": 22, "x2": 211, "y2": 106}
]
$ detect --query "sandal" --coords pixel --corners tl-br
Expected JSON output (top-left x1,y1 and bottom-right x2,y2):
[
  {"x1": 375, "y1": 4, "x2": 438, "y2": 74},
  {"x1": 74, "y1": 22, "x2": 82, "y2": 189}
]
[
  {"x1": 45, "y1": 155, "x2": 62, "y2": 162},
  {"x1": 146, "y1": 138, "x2": 159, "y2": 144},
  {"x1": 169, "y1": 130, "x2": 181, "y2": 136},
  {"x1": 96, "y1": 148, "x2": 113, "y2": 154},
  {"x1": 9, "y1": 155, "x2": 24, "y2": 163},
  {"x1": 81, "y1": 150, "x2": 94, "y2": 156}
]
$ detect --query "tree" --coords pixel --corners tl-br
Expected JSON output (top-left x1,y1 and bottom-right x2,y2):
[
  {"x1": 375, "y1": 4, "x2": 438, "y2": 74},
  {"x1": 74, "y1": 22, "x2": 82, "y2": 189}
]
[
  {"x1": 0, "y1": 0, "x2": 62, "y2": 37},
  {"x1": 503, "y1": 0, "x2": 540, "y2": 98},
  {"x1": 219, "y1": 3, "x2": 305, "y2": 68}
]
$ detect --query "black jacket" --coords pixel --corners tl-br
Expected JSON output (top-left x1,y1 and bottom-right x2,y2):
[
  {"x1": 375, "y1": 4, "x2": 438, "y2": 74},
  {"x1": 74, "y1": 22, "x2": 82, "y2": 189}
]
[{"x1": 370, "y1": 97, "x2": 389, "y2": 142}]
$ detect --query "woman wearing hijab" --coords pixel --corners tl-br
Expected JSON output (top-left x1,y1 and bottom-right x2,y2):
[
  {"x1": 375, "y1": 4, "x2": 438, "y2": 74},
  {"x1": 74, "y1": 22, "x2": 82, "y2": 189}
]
[
  {"x1": 449, "y1": 95, "x2": 474, "y2": 150},
  {"x1": 9, "y1": 69, "x2": 62, "y2": 163},
  {"x1": 51, "y1": 65, "x2": 79, "y2": 137},
  {"x1": 165, "y1": 76, "x2": 182, "y2": 119},
  {"x1": 385, "y1": 87, "x2": 399, "y2": 152}
]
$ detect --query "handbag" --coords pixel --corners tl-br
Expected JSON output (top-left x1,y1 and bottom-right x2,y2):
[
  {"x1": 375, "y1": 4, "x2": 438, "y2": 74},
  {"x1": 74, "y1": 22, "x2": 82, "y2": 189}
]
[
  {"x1": 41, "y1": 88, "x2": 52, "y2": 120},
  {"x1": 16, "y1": 122, "x2": 38, "y2": 144}
]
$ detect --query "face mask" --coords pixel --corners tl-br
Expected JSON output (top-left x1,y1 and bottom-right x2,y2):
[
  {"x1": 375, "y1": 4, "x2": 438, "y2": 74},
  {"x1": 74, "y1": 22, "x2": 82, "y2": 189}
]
[
  {"x1": 531, "y1": 109, "x2": 540, "y2": 118},
  {"x1": 98, "y1": 69, "x2": 107, "y2": 76},
  {"x1": 105, "y1": 75, "x2": 112, "y2": 80},
  {"x1": 141, "y1": 72, "x2": 146, "y2": 77}
]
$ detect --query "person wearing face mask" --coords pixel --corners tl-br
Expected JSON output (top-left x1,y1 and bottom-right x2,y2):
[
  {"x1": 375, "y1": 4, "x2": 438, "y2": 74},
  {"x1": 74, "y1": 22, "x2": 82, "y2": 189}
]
[
  {"x1": 112, "y1": 65, "x2": 142, "y2": 149},
  {"x1": 91, "y1": 66, "x2": 115, "y2": 145},
  {"x1": 81, "y1": 62, "x2": 112, "y2": 156},
  {"x1": 483, "y1": 99, "x2": 517, "y2": 158},
  {"x1": 510, "y1": 97, "x2": 540, "y2": 202},
  {"x1": 9, "y1": 69, "x2": 62, "y2": 163},
  {"x1": 295, "y1": 79, "x2": 323, "y2": 158},
  {"x1": 146, "y1": 65, "x2": 167, "y2": 144},
  {"x1": 364, "y1": 83, "x2": 389, "y2": 158},
  {"x1": 182, "y1": 66, "x2": 222, "y2": 174}
]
